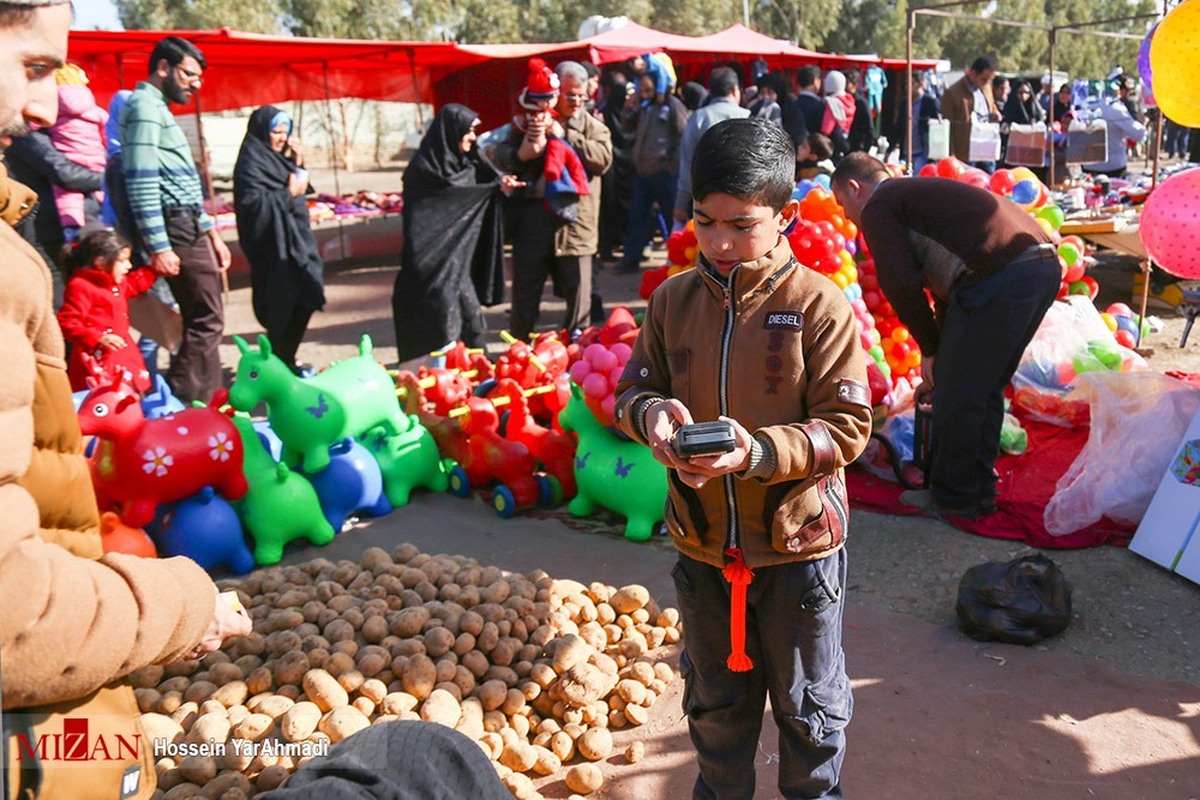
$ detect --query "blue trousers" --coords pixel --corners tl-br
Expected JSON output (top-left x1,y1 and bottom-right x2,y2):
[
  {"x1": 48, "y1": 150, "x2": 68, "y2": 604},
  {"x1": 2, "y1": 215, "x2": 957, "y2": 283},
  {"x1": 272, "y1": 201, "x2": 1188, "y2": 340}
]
[
  {"x1": 930, "y1": 246, "x2": 1061, "y2": 506},
  {"x1": 621, "y1": 171, "x2": 678, "y2": 271},
  {"x1": 673, "y1": 549, "x2": 850, "y2": 799}
]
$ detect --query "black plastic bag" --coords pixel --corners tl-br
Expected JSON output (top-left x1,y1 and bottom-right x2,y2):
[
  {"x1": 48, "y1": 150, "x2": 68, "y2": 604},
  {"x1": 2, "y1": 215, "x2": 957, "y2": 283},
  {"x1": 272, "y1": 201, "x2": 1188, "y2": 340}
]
[{"x1": 955, "y1": 555, "x2": 1073, "y2": 645}]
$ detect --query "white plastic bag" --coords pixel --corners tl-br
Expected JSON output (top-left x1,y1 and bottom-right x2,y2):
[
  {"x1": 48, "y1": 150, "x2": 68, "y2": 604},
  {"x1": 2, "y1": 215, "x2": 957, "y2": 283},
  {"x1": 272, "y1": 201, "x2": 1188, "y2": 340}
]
[
  {"x1": 927, "y1": 118, "x2": 950, "y2": 161},
  {"x1": 1044, "y1": 372, "x2": 1200, "y2": 535},
  {"x1": 969, "y1": 121, "x2": 1002, "y2": 162}
]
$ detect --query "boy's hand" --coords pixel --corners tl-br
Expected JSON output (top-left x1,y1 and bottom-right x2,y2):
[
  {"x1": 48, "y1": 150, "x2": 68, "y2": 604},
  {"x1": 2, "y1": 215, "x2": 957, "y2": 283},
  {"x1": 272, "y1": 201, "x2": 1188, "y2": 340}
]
[
  {"x1": 644, "y1": 398, "x2": 694, "y2": 470},
  {"x1": 674, "y1": 416, "x2": 756, "y2": 489}
]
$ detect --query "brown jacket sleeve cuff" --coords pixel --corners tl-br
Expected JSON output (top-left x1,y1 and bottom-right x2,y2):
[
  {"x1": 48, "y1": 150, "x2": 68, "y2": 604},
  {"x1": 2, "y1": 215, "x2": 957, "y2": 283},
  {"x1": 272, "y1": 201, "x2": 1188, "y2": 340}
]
[
  {"x1": 100, "y1": 553, "x2": 216, "y2": 667},
  {"x1": 741, "y1": 433, "x2": 778, "y2": 482}
]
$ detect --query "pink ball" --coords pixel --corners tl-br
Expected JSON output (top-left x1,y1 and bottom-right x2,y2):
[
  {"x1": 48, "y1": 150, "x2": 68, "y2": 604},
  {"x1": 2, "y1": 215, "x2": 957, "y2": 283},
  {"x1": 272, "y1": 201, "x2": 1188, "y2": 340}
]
[
  {"x1": 583, "y1": 343, "x2": 608, "y2": 363},
  {"x1": 600, "y1": 394, "x2": 616, "y2": 420},
  {"x1": 610, "y1": 342, "x2": 633, "y2": 362},
  {"x1": 1106, "y1": 302, "x2": 1134, "y2": 317},
  {"x1": 609, "y1": 365, "x2": 624, "y2": 387},
  {"x1": 568, "y1": 360, "x2": 592, "y2": 384},
  {"x1": 582, "y1": 372, "x2": 609, "y2": 399},
  {"x1": 591, "y1": 348, "x2": 619, "y2": 374},
  {"x1": 1140, "y1": 168, "x2": 1200, "y2": 279}
]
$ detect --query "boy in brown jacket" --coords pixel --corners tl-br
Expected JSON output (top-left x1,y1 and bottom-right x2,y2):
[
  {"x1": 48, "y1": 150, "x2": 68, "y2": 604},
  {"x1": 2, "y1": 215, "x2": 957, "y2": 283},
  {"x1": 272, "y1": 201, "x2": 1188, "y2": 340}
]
[{"x1": 615, "y1": 118, "x2": 872, "y2": 798}]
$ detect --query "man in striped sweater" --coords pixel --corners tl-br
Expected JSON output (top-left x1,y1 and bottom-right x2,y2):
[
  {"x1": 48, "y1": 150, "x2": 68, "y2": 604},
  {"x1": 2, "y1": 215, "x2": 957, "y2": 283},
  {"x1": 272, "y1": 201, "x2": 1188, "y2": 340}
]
[{"x1": 121, "y1": 36, "x2": 231, "y2": 403}]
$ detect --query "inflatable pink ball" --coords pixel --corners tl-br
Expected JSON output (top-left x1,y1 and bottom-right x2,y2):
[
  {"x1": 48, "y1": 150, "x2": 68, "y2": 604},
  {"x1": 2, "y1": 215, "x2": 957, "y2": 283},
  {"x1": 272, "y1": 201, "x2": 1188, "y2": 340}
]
[
  {"x1": 582, "y1": 372, "x2": 609, "y2": 399},
  {"x1": 1139, "y1": 168, "x2": 1200, "y2": 279},
  {"x1": 569, "y1": 360, "x2": 593, "y2": 385}
]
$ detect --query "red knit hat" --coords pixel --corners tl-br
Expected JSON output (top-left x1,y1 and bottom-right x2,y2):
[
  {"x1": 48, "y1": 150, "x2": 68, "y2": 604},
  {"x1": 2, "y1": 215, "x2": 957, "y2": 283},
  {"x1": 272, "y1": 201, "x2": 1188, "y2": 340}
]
[{"x1": 518, "y1": 58, "x2": 560, "y2": 110}]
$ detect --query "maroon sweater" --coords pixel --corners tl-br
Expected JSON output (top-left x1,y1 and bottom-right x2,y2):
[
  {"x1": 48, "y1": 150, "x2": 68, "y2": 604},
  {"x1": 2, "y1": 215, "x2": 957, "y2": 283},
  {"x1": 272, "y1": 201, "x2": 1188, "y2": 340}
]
[{"x1": 860, "y1": 177, "x2": 1049, "y2": 356}]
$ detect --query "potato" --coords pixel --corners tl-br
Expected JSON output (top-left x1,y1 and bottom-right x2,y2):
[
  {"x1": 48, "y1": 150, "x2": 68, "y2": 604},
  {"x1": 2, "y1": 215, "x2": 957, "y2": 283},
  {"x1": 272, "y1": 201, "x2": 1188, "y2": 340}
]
[
  {"x1": 280, "y1": 701, "x2": 322, "y2": 742},
  {"x1": 273, "y1": 650, "x2": 310, "y2": 688},
  {"x1": 177, "y1": 754, "x2": 217, "y2": 785},
  {"x1": 134, "y1": 688, "x2": 160, "y2": 714},
  {"x1": 337, "y1": 669, "x2": 365, "y2": 694},
  {"x1": 419, "y1": 688, "x2": 462, "y2": 728},
  {"x1": 549, "y1": 730, "x2": 574, "y2": 762},
  {"x1": 232, "y1": 712, "x2": 273, "y2": 742},
  {"x1": 318, "y1": 706, "x2": 371, "y2": 743},
  {"x1": 477, "y1": 679, "x2": 508, "y2": 712},
  {"x1": 140, "y1": 713, "x2": 183, "y2": 747},
  {"x1": 129, "y1": 665, "x2": 165, "y2": 690},
  {"x1": 565, "y1": 763, "x2": 604, "y2": 795},
  {"x1": 255, "y1": 764, "x2": 290, "y2": 792},
  {"x1": 616, "y1": 678, "x2": 647, "y2": 706},
  {"x1": 253, "y1": 695, "x2": 294, "y2": 720},
  {"x1": 576, "y1": 726, "x2": 613, "y2": 761},
  {"x1": 182, "y1": 681, "x2": 217, "y2": 705},
  {"x1": 531, "y1": 744, "x2": 562, "y2": 776},
  {"x1": 170, "y1": 701, "x2": 199, "y2": 729},
  {"x1": 358, "y1": 678, "x2": 388, "y2": 705},
  {"x1": 557, "y1": 663, "x2": 617, "y2": 709},
  {"x1": 188, "y1": 712, "x2": 230, "y2": 745},
  {"x1": 302, "y1": 669, "x2": 350, "y2": 713},
  {"x1": 360, "y1": 614, "x2": 389, "y2": 645},
  {"x1": 155, "y1": 691, "x2": 183, "y2": 716},
  {"x1": 461, "y1": 650, "x2": 490, "y2": 679},
  {"x1": 201, "y1": 770, "x2": 252, "y2": 798},
  {"x1": 499, "y1": 742, "x2": 537, "y2": 773},
  {"x1": 246, "y1": 667, "x2": 274, "y2": 696},
  {"x1": 551, "y1": 635, "x2": 592, "y2": 675},
  {"x1": 401, "y1": 654, "x2": 437, "y2": 700},
  {"x1": 501, "y1": 771, "x2": 536, "y2": 799},
  {"x1": 625, "y1": 740, "x2": 646, "y2": 764},
  {"x1": 479, "y1": 731, "x2": 504, "y2": 761},
  {"x1": 380, "y1": 691, "x2": 419, "y2": 716},
  {"x1": 391, "y1": 606, "x2": 431, "y2": 638},
  {"x1": 624, "y1": 703, "x2": 650, "y2": 726},
  {"x1": 210, "y1": 680, "x2": 248, "y2": 709}
]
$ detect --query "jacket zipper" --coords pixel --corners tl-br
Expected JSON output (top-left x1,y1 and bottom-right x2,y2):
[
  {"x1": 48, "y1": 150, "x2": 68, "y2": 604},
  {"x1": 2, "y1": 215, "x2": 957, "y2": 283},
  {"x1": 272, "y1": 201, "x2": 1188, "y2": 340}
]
[
  {"x1": 825, "y1": 476, "x2": 848, "y2": 544},
  {"x1": 719, "y1": 274, "x2": 739, "y2": 552}
]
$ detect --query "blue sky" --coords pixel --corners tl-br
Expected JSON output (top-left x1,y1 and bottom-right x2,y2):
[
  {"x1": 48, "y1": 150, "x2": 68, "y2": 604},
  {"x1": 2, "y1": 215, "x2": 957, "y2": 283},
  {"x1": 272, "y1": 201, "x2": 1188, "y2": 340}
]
[{"x1": 74, "y1": 0, "x2": 122, "y2": 30}]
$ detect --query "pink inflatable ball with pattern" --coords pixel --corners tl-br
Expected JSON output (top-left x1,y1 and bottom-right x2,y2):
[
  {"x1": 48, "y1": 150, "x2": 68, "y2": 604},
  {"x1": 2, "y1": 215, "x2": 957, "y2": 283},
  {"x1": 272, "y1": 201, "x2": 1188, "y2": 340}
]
[{"x1": 1138, "y1": 167, "x2": 1200, "y2": 279}]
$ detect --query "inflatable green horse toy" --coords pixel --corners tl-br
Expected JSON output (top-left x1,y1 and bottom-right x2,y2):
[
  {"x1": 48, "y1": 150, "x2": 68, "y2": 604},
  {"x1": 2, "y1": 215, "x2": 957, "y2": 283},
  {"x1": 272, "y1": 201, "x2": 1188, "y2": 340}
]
[
  {"x1": 558, "y1": 381, "x2": 667, "y2": 542},
  {"x1": 230, "y1": 334, "x2": 408, "y2": 473},
  {"x1": 228, "y1": 412, "x2": 335, "y2": 565}
]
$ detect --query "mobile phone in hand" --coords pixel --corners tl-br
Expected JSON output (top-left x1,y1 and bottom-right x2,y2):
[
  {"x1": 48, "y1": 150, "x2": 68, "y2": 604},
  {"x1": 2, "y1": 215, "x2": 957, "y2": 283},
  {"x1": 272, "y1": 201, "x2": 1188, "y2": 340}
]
[{"x1": 673, "y1": 421, "x2": 736, "y2": 458}]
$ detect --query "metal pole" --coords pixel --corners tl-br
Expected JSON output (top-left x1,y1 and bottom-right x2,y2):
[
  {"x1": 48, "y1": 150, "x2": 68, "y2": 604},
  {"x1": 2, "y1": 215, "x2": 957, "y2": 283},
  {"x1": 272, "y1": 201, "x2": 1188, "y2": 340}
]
[
  {"x1": 1048, "y1": 30, "x2": 1056, "y2": 186},
  {"x1": 905, "y1": 13, "x2": 914, "y2": 174},
  {"x1": 321, "y1": 61, "x2": 346, "y2": 263},
  {"x1": 743, "y1": 0, "x2": 750, "y2": 27}
]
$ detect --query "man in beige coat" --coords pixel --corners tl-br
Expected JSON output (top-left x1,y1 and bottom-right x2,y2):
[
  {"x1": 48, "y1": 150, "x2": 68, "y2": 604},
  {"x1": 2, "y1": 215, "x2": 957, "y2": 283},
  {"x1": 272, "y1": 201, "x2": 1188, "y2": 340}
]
[
  {"x1": 0, "y1": 3, "x2": 249, "y2": 797},
  {"x1": 940, "y1": 56, "x2": 999, "y2": 164}
]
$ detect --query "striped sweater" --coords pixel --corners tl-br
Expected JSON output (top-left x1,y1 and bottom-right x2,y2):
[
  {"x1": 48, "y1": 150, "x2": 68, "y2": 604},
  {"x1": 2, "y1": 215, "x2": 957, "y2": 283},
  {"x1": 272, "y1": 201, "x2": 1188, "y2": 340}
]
[{"x1": 120, "y1": 81, "x2": 213, "y2": 254}]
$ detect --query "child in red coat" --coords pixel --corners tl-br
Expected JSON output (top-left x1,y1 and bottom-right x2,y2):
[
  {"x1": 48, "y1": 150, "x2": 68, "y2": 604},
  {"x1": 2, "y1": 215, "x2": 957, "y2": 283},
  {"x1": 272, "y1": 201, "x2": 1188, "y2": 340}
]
[{"x1": 57, "y1": 229, "x2": 157, "y2": 392}]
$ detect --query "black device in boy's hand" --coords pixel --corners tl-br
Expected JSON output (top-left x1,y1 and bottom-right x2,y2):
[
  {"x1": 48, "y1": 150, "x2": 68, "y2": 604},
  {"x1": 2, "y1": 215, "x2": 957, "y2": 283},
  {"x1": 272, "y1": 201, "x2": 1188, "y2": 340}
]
[{"x1": 673, "y1": 421, "x2": 737, "y2": 458}]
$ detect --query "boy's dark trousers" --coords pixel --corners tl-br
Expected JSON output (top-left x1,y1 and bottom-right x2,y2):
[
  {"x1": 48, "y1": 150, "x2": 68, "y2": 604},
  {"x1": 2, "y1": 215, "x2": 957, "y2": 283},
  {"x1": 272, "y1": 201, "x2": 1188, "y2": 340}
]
[
  {"x1": 672, "y1": 549, "x2": 851, "y2": 799},
  {"x1": 163, "y1": 210, "x2": 224, "y2": 404},
  {"x1": 929, "y1": 245, "x2": 1060, "y2": 508}
]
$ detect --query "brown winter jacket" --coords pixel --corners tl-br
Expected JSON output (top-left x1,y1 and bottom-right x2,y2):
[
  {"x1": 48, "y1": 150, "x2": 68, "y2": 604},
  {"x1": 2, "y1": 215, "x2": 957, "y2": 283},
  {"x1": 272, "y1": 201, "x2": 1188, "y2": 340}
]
[
  {"x1": 615, "y1": 237, "x2": 873, "y2": 569},
  {"x1": 941, "y1": 75, "x2": 998, "y2": 162},
  {"x1": 0, "y1": 163, "x2": 215, "y2": 708}
]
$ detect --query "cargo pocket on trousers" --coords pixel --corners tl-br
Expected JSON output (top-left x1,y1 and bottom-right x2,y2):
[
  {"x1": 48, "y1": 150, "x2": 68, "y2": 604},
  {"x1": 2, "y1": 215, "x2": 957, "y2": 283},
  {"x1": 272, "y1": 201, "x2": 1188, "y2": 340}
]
[{"x1": 795, "y1": 663, "x2": 853, "y2": 747}]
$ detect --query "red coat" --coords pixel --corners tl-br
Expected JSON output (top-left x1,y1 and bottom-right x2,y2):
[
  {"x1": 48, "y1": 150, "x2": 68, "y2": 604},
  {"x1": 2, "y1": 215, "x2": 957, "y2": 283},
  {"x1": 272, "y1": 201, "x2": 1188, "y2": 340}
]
[{"x1": 57, "y1": 265, "x2": 157, "y2": 392}]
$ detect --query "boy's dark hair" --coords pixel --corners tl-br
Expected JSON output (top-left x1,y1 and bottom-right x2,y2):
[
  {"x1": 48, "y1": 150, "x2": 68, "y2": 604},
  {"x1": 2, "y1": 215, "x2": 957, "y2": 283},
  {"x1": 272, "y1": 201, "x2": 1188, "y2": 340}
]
[
  {"x1": 970, "y1": 56, "x2": 994, "y2": 74},
  {"x1": 708, "y1": 67, "x2": 739, "y2": 99},
  {"x1": 60, "y1": 229, "x2": 131, "y2": 274},
  {"x1": 797, "y1": 65, "x2": 820, "y2": 91},
  {"x1": 843, "y1": 68, "x2": 861, "y2": 89},
  {"x1": 692, "y1": 118, "x2": 795, "y2": 211},
  {"x1": 149, "y1": 36, "x2": 207, "y2": 75},
  {"x1": 830, "y1": 151, "x2": 890, "y2": 192},
  {"x1": 805, "y1": 132, "x2": 833, "y2": 161}
]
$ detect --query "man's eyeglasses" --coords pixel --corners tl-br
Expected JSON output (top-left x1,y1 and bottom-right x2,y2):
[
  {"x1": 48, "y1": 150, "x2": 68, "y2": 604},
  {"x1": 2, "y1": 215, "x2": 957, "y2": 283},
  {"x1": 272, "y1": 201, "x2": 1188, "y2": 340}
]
[
  {"x1": 563, "y1": 93, "x2": 589, "y2": 103},
  {"x1": 175, "y1": 65, "x2": 203, "y2": 84}
]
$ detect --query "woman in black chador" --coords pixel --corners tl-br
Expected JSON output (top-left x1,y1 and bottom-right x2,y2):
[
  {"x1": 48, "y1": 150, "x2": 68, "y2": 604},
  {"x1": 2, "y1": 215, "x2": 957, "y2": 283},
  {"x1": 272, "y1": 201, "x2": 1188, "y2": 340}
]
[
  {"x1": 233, "y1": 105, "x2": 325, "y2": 372},
  {"x1": 392, "y1": 103, "x2": 506, "y2": 365}
]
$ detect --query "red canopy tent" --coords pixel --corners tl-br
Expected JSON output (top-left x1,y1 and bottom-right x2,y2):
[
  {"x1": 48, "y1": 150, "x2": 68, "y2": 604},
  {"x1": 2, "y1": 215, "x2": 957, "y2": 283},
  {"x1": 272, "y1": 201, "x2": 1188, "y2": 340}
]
[
  {"x1": 67, "y1": 24, "x2": 939, "y2": 130},
  {"x1": 67, "y1": 27, "x2": 478, "y2": 114}
]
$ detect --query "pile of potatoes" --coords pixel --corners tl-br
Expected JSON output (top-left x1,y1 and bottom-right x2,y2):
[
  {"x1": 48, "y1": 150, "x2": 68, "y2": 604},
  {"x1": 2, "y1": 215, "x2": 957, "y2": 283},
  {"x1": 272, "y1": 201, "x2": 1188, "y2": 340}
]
[{"x1": 135, "y1": 543, "x2": 683, "y2": 799}]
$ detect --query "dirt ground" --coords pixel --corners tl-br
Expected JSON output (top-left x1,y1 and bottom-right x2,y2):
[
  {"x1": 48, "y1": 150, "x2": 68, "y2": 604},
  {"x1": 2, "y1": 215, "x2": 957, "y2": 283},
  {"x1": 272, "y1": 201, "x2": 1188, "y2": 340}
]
[{"x1": 211, "y1": 169, "x2": 1200, "y2": 797}]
